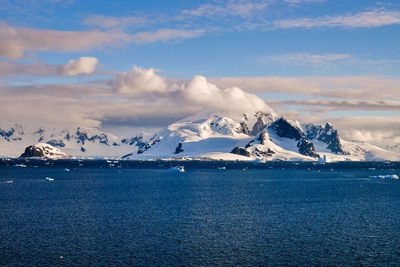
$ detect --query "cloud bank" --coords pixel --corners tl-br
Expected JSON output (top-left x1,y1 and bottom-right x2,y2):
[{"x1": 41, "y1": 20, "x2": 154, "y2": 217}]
[
  {"x1": 209, "y1": 76, "x2": 400, "y2": 99},
  {"x1": 112, "y1": 66, "x2": 272, "y2": 114}
]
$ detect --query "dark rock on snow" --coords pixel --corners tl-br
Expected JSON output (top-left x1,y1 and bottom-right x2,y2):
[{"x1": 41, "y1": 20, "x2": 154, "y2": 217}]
[
  {"x1": 270, "y1": 118, "x2": 303, "y2": 140},
  {"x1": 20, "y1": 146, "x2": 45, "y2": 158},
  {"x1": 174, "y1": 142, "x2": 184, "y2": 154},
  {"x1": 231, "y1": 147, "x2": 251, "y2": 157},
  {"x1": 297, "y1": 138, "x2": 319, "y2": 158}
]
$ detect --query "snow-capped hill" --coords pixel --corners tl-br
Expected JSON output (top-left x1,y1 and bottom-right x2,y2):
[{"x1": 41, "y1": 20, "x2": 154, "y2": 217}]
[
  {"x1": 125, "y1": 111, "x2": 400, "y2": 161},
  {"x1": 128, "y1": 115, "x2": 252, "y2": 159},
  {"x1": 126, "y1": 111, "x2": 278, "y2": 159},
  {"x1": 2, "y1": 110, "x2": 400, "y2": 161},
  {"x1": 20, "y1": 143, "x2": 69, "y2": 159},
  {"x1": 0, "y1": 124, "x2": 143, "y2": 158},
  {"x1": 168, "y1": 115, "x2": 247, "y2": 141}
]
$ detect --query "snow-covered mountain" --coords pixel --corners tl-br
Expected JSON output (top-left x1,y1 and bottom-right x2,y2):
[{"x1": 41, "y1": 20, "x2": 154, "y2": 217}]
[
  {"x1": 0, "y1": 124, "x2": 145, "y2": 158},
  {"x1": 2, "y1": 110, "x2": 400, "y2": 161},
  {"x1": 123, "y1": 111, "x2": 400, "y2": 161},
  {"x1": 20, "y1": 143, "x2": 70, "y2": 159}
]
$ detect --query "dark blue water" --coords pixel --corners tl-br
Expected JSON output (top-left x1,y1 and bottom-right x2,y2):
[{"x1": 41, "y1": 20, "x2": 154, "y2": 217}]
[{"x1": 1, "y1": 162, "x2": 400, "y2": 266}]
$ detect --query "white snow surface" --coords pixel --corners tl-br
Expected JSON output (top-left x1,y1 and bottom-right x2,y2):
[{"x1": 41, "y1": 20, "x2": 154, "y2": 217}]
[
  {"x1": 125, "y1": 111, "x2": 400, "y2": 161},
  {"x1": 34, "y1": 143, "x2": 69, "y2": 159},
  {"x1": 2, "y1": 110, "x2": 400, "y2": 161},
  {"x1": 0, "y1": 124, "x2": 141, "y2": 158}
]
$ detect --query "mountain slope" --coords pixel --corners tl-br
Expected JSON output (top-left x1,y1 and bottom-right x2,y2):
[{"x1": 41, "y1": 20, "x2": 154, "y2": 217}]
[
  {"x1": 124, "y1": 111, "x2": 400, "y2": 161},
  {"x1": 2, "y1": 111, "x2": 399, "y2": 161},
  {"x1": 0, "y1": 124, "x2": 144, "y2": 158}
]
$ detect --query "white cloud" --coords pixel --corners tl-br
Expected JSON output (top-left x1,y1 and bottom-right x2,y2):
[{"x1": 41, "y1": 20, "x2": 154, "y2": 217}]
[
  {"x1": 82, "y1": 15, "x2": 148, "y2": 29},
  {"x1": 326, "y1": 116, "x2": 400, "y2": 147},
  {"x1": 113, "y1": 66, "x2": 272, "y2": 114},
  {"x1": 275, "y1": 111, "x2": 400, "y2": 148},
  {"x1": 259, "y1": 53, "x2": 352, "y2": 65},
  {"x1": 58, "y1": 57, "x2": 98, "y2": 76},
  {"x1": 275, "y1": 8, "x2": 400, "y2": 28},
  {"x1": 268, "y1": 99, "x2": 400, "y2": 112},
  {"x1": 181, "y1": 1, "x2": 269, "y2": 18},
  {"x1": 0, "y1": 21, "x2": 129, "y2": 59},
  {"x1": 209, "y1": 76, "x2": 400, "y2": 99},
  {"x1": 0, "y1": 21, "x2": 204, "y2": 59},
  {"x1": 283, "y1": 0, "x2": 324, "y2": 4},
  {"x1": 130, "y1": 29, "x2": 204, "y2": 44},
  {"x1": 113, "y1": 66, "x2": 167, "y2": 96},
  {"x1": 183, "y1": 75, "x2": 272, "y2": 114},
  {"x1": 0, "y1": 60, "x2": 57, "y2": 77}
]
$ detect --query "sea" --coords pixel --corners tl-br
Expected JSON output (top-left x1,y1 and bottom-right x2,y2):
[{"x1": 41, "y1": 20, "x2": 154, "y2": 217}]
[{"x1": 1, "y1": 159, "x2": 400, "y2": 266}]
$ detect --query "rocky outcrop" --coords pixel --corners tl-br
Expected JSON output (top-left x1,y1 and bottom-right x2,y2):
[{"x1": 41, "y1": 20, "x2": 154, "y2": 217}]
[
  {"x1": 20, "y1": 146, "x2": 45, "y2": 158},
  {"x1": 121, "y1": 136, "x2": 145, "y2": 146},
  {"x1": 250, "y1": 116, "x2": 267, "y2": 136},
  {"x1": 254, "y1": 147, "x2": 274, "y2": 157},
  {"x1": 269, "y1": 118, "x2": 320, "y2": 158},
  {"x1": 74, "y1": 128, "x2": 108, "y2": 145},
  {"x1": 238, "y1": 121, "x2": 249, "y2": 135},
  {"x1": 0, "y1": 124, "x2": 24, "y2": 141},
  {"x1": 20, "y1": 143, "x2": 69, "y2": 159},
  {"x1": 304, "y1": 122, "x2": 347, "y2": 154},
  {"x1": 297, "y1": 138, "x2": 319, "y2": 158},
  {"x1": 231, "y1": 147, "x2": 251, "y2": 157},
  {"x1": 46, "y1": 139, "x2": 66, "y2": 147},
  {"x1": 258, "y1": 130, "x2": 270, "y2": 145},
  {"x1": 174, "y1": 143, "x2": 184, "y2": 154},
  {"x1": 137, "y1": 136, "x2": 161, "y2": 154},
  {"x1": 270, "y1": 118, "x2": 303, "y2": 140}
]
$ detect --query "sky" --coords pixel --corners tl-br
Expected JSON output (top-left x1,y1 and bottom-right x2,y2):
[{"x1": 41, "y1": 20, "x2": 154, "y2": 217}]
[{"x1": 1, "y1": 0, "x2": 400, "y2": 146}]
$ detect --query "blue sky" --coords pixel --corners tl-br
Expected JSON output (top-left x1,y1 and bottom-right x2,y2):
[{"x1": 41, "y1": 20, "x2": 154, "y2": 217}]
[
  {"x1": 1, "y1": 0, "x2": 400, "y2": 144},
  {"x1": 1, "y1": 0, "x2": 399, "y2": 77}
]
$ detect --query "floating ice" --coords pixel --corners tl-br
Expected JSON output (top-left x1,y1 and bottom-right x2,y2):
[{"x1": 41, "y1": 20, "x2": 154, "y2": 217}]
[
  {"x1": 169, "y1": 166, "x2": 185, "y2": 172},
  {"x1": 369, "y1": 174, "x2": 399, "y2": 180}
]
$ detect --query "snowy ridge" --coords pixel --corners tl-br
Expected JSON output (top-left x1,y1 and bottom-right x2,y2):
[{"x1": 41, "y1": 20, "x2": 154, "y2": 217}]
[
  {"x1": 0, "y1": 124, "x2": 144, "y2": 158},
  {"x1": 2, "y1": 110, "x2": 400, "y2": 161},
  {"x1": 125, "y1": 111, "x2": 400, "y2": 161}
]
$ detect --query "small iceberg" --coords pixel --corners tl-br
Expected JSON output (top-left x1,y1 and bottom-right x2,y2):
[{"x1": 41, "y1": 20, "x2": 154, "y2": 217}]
[
  {"x1": 369, "y1": 174, "x2": 399, "y2": 180},
  {"x1": 218, "y1": 166, "x2": 226, "y2": 170},
  {"x1": 14, "y1": 164, "x2": 27, "y2": 168},
  {"x1": 169, "y1": 166, "x2": 185, "y2": 172},
  {"x1": 65, "y1": 168, "x2": 70, "y2": 172},
  {"x1": 5, "y1": 180, "x2": 13, "y2": 184},
  {"x1": 45, "y1": 177, "x2": 55, "y2": 181}
]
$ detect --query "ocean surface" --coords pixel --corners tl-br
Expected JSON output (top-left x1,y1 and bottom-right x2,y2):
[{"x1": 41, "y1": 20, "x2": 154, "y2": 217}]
[{"x1": 1, "y1": 159, "x2": 400, "y2": 266}]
